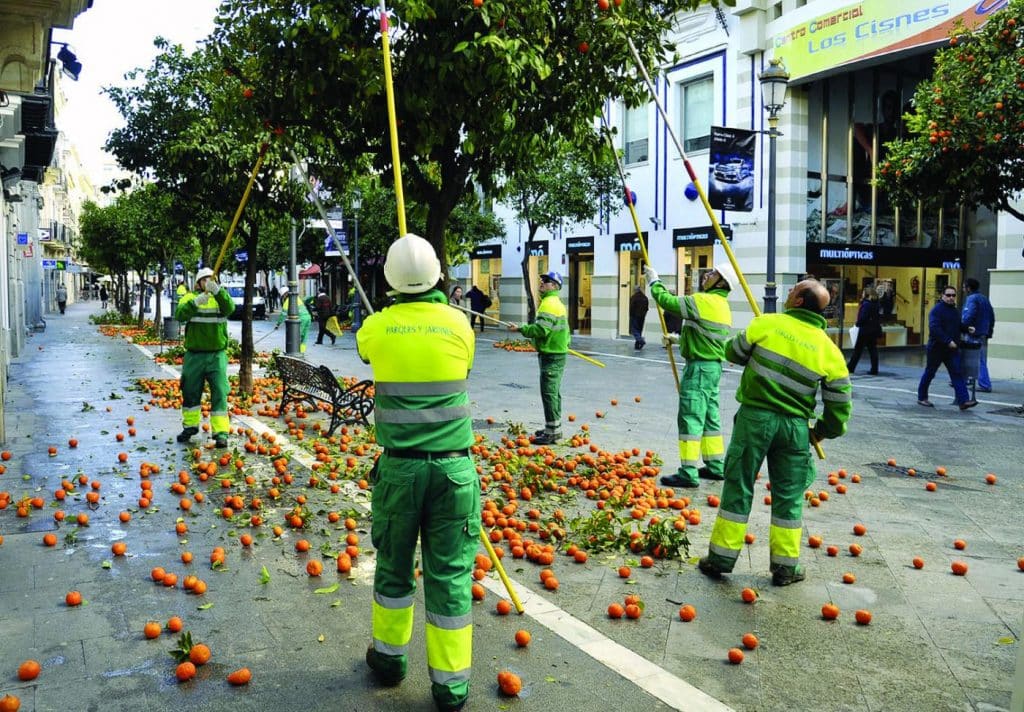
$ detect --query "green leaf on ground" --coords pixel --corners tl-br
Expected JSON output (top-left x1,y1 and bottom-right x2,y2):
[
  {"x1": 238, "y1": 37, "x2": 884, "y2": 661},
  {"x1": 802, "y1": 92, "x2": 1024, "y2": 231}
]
[
  {"x1": 197, "y1": 602, "x2": 214, "y2": 610},
  {"x1": 101, "y1": 560, "x2": 112, "y2": 569},
  {"x1": 314, "y1": 583, "x2": 340, "y2": 594},
  {"x1": 259, "y1": 566, "x2": 271, "y2": 584}
]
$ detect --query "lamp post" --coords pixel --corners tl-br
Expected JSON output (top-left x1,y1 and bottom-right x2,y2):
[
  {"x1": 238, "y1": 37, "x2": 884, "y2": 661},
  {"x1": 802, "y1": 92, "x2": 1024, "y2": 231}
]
[
  {"x1": 286, "y1": 219, "x2": 300, "y2": 354},
  {"x1": 350, "y1": 189, "x2": 363, "y2": 332},
  {"x1": 759, "y1": 58, "x2": 790, "y2": 313}
]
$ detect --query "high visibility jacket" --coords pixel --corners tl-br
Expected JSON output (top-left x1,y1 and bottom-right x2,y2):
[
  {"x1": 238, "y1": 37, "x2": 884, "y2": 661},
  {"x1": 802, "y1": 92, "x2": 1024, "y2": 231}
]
[
  {"x1": 356, "y1": 289, "x2": 475, "y2": 451},
  {"x1": 277, "y1": 296, "x2": 312, "y2": 325},
  {"x1": 520, "y1": 291, "x2": 569, "y2": 354},
  {"x1": 651, "y1": 283, "x2": 731, "y2": 361},
  {"x1": 727, "y1": 308, "x2": 852, "y2": 439},
  {"x1": 175, "y1": 289, "x2": 234, "y2": 352}
]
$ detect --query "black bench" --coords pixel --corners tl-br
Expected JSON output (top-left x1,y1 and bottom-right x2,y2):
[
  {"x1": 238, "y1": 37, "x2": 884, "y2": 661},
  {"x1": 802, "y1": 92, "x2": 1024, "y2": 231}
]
[{"x1": 274, "y1": 355, "x2": 374, "y2": 436}]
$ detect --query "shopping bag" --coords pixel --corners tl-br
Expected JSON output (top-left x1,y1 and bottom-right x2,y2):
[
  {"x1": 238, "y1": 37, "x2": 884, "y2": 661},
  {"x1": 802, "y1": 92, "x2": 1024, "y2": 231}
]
[
  {"x1": 326, "y1": 315, "x2": 343, "y2": 337},
  {"x1": 847, "y1": 326, "x2": 859, "y2": 348}
]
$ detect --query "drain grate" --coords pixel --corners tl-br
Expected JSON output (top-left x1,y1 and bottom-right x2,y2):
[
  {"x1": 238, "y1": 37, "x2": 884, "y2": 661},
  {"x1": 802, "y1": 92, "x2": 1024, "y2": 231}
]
[{"x1": 867, "y1": 462, "x2": 970, "y2": 490}]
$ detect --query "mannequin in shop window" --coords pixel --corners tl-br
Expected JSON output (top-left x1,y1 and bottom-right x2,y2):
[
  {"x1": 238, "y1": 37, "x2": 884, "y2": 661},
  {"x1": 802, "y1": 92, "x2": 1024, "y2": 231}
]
[{"x1": 852, "y1": 91, "x2": 901, "y2": 214}]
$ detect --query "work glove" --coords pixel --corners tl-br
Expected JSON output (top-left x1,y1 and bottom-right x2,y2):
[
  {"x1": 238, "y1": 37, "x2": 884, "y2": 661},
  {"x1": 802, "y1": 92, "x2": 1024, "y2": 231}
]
[
  {"x1": 661, "y1": 332, "x2": 680, "y2": 347},
  {"x1": 194, "y1": 293, "x2": 212, "y2": 308},
  {"x1": 507, "y1": 323, "x2": 520, "y2": 333},
  {"x1": 642, "y1": 265, "x2": 660, "y2": 285},
  {"x1": 205, "y1": 279, "x2": 220, "y2": 295}
]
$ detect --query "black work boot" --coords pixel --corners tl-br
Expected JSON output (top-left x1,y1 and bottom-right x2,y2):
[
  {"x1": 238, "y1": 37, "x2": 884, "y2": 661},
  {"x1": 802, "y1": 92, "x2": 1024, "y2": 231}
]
[
  {"x1": 771, "y1": 564, "x2": 806, "y2": 586},
  {"x1": 698, "y1": 556, "x2": 728, "y2": 579},
  {"x1": 176, "y1": 427, "x2": 199, "y2": 443},
  {"x1": 698, "y1": 466, "x2": 724, "y2": 481}
]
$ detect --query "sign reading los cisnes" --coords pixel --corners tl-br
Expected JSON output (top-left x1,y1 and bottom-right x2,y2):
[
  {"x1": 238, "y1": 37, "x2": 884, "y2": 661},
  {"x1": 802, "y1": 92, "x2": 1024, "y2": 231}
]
[{"x1": 768, "y1": 0, "x2": 1004, "y2": 83}]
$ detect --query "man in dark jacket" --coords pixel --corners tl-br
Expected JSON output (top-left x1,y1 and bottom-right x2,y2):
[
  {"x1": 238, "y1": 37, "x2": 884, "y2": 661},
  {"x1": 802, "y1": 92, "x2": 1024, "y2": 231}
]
[
  {"x1": 961, "y1": 278, "x2": 995, "y2": 392},
  {"x1": 629, "y1": 286, "x2": 649, "y2": 350},
  {"x1": 846, "y1": 288, "x2": 881, "y2": 375},
  {"x1": 466, "y1": 285, "x2": 491, "y2": 332},
  {"x1": 315, "y1": 290, "x2": 336, "y2": 345},
  {"x1": 917, "y1": 287, "x2": 973, "y2": 409}
]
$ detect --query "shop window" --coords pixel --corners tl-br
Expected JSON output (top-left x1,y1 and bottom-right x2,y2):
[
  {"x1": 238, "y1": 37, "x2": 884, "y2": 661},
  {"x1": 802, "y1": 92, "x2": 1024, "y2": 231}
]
[
  {"x1": 680, "y1": 77, "x2": 713, "y2": 153},
  {"x1": 624, "y1": 103, "x2": 649, "y2": 165}
]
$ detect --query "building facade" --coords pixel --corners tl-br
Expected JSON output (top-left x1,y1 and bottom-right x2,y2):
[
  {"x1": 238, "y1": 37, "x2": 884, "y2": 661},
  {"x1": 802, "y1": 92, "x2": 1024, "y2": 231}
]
[{"x1": 484, "y1": 0, "x2": 1021, "y2": 380}]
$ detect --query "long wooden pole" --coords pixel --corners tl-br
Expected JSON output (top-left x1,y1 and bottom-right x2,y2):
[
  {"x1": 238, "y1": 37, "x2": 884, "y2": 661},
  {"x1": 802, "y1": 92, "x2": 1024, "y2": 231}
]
[
  {"x1": 378, "y1": 1, "x2": 407, "y2": 237},
  {"x1": 621, "y1": 36, "x2": 825, "y2": 460},
  {"x1": 212, "y1": 142, "x2": 269, "y2": 277}
]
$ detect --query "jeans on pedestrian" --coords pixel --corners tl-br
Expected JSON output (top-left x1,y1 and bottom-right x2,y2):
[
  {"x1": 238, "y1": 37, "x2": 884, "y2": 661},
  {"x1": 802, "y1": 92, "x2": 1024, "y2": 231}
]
[{"x1": 918, "y1": 344, "x2": 970, "y2": 403}]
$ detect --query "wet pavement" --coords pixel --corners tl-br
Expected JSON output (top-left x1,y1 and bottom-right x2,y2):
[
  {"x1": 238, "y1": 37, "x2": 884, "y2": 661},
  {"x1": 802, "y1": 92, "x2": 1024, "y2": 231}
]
[{"x1": 0, "y1": 301, "x2": 1021, "y2": 712}]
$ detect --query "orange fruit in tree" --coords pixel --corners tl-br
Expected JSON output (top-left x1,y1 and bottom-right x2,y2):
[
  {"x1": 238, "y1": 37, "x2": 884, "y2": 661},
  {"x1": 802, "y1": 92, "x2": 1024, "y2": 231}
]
[
  {"x1": 227, "y1": 667, "x2": 252, "y2": 686},
  {"x1": 189, "y1": 643, "x2": 211, "y2": 666},
  {"x1": 514, "y1": 629, "x2": 531, "y2": 647},
  {"x1": 65, "y1": 591, "x2": 82, "y2": 606},
  {"x1": 741, "y1": 633, "x2": 759, "y2": 650},
  {"x1": 951, "y1": 560, "x2": 968, "y2": 576},
  {"x1": 175, "y1": 661, "x2": 196, "y2": 682},
  {"x1": 497, "y1": 670, "x2": 522, "y2": 696},
  {"x1": 854, "y1": 609, "x2": 872, "y2": 625},
  {"x1": 678, "y1": 604, "x2": 696, "y2": 622},
  {"x1": 740, "y1": 588, "x2": 757, "y2": 603},
  {"x1": 17, "y1": 660, "x2": 41, "y2": 681},
  {"x1": 727, "y1": 648, "x2": 745, "y2": 664},
  {"x1": 821, "y1": 603, "x2": 840, "y2": 620},
  {"x1": 143, "y1": 621, "x2": 161, "y2": 639},
  {"x1": 953, "y1": 539, "x2": 967, "y2": 550},
  {"x1": 608, "y1": 602, "x2": 625, "y2": 619}
]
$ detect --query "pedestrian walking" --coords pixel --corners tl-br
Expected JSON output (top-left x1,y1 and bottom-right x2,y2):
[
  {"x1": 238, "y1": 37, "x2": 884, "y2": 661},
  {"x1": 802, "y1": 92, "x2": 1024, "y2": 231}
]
[
  {"x1": 356, "y1": 234, "x2": 478, "y2": 712},
  {"x1": 508, "y1": 271, "x2": 569, "y2": 445},
  {"x1": 173, "y1": 268, "x2": 235, "y2": 448},
  {"x1": 917, "y1": 287, "x2": 974, "y2": 409},
  {"x1": 274, "y1": 286, "x2": 312, "y2": 354},
  {"x1": 961, "y1": 278, "x2": 995, "y2": 392},
  {"x1": 629, "y1": 285, "x2": 649, "y2": 350},
  {"x1": 55, "y1": 283, "x2": 68, "y2": 314},
  {"x1": 698, "y1": 279, "x2": 852, "y2": 586},
  {"x1": 99, "y1": 285, "x2": 109, "y2": 309},
  {"x1": 466, "y1": 285, "x2": 491, "y2": 332},
  {"x1": 846, "y1": 287, "x2": 882, "y2": 375},
  {"x1": 314, "y1": 290, "x2": 336, "y2": 345},
  {"x1": 645, "y1": 264, "x2": 735, "y2": 488}
]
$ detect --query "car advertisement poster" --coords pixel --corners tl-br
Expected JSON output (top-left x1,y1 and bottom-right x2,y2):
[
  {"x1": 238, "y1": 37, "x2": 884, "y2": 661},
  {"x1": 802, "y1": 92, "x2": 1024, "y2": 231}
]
[{"x1": 708, "y1": 127, "x2": 755, "y2": 213}]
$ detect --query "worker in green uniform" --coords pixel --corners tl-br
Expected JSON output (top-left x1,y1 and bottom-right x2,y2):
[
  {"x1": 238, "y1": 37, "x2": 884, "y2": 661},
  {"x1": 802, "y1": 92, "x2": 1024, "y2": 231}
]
[
  {"x1": 174, "y1": 267, "x2": 235, "y2": 448},
  {"x1": 644, "y1": 264, "x2": 735, "y2": 489},
  {"x1": 699, "y1": 279, "x2": 852, "y2": 586},
  {"x1": 357, "y1": 234, "x2": 478, "y2": 712},
  {"x1": 509, "y1": 271, "x2": 570, "y2": 445},
  {"x1": 274, "y1": 285, "x2": 312, "y2": 353}
]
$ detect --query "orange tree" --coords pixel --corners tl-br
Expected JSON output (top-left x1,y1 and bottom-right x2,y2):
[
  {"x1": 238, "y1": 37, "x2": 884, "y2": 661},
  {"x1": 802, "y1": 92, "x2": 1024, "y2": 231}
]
[
  {"x1": 877, "y1": 0, "x2": 1024, "y2": 243},
  {"x1": 208, "y1": 0, "x2": 726, "y2": 273}
]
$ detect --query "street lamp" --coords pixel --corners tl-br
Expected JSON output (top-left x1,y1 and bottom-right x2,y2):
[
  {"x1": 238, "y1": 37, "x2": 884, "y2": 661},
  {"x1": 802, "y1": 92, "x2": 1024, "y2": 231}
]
[
  {"x1": 350, "y1": 189, "x2": 363, "y2": 332},
  {"x1": 759, "y1": 58, "x2": 790, "y2": 313}
]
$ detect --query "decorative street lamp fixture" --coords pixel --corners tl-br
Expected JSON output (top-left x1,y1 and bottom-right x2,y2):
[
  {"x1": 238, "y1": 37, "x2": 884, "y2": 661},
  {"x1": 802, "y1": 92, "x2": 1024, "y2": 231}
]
[
  {"x1": 759, "y1": 58, "x2": 790, "y2": 313},
  {"x1": 350, "y1": 189, "x2": 363, "y2": 332}
]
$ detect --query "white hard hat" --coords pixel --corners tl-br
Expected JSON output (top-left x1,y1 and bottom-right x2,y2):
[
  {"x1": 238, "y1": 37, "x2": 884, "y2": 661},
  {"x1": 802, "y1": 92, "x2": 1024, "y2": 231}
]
[
  {"x1": 384, "y1": 234, "x2": 441, "y2": 294},
  {"x1": 195, "y1": 267, "x2": 215, "y2": 283},
  {"x1": 710, "y1": 263, "x2": 737, "y2": 292},
  {"x1": 279, "y1": 285, "x2": 289, "y2": 295}
]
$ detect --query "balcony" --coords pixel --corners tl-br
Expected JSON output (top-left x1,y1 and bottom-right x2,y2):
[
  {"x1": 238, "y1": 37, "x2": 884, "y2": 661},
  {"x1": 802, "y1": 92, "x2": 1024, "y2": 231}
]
[{"x1": 0, "y1": 1, "x2": 93, "y2": 94}]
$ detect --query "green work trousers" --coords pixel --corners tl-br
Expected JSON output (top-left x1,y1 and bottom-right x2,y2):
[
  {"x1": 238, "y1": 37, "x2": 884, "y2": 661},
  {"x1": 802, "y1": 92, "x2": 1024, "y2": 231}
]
[
  {"x1": 706, "y1": 405, "x2": 815, "y2": 572},
  {"x1": 675, "y1": 360, "x2": 725, "y2": 485},
  {"x1": 370, "y1": 451, "x2": 481, "y2": 709},
  {"x1": 180, "y1": 350, "x2": 230, "y2": 436},
  {"x1": 538, "y1": 352, "x2": 567, "y2": 434}
]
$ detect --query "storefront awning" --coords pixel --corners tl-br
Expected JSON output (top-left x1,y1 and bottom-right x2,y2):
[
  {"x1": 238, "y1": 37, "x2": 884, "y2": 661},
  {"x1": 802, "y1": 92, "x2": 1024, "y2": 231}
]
[{"x1": 298, "y1": 264, "x2": 321, "y2": 278}]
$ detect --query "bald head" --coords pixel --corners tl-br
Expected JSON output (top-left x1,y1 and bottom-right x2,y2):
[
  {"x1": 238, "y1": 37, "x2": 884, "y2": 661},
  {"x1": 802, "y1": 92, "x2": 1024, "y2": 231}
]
[{"x1": 785, "y1": 279, "x2": 830, "y2": 314}]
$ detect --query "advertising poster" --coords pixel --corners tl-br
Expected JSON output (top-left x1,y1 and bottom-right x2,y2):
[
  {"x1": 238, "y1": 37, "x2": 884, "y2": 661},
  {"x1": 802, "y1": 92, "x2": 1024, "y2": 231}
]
[{"x1": 708, "y1": 127, "x2": 755, "y2": 212}]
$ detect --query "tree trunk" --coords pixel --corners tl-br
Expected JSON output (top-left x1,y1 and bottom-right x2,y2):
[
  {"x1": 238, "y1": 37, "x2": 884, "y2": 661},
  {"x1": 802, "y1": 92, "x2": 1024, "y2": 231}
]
[
  {"x1": 521, "y1": 224, "x2": 541, "y2": 323},
  {"x1": 136, "y1": 271, "x2": 146, "y2": 328},
  {"x1": 237, "y1": 225, "x2": 258, "y2": 398},
  {"x1": 153, "y1": 275, "x2": 164, "y2": 329}
]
